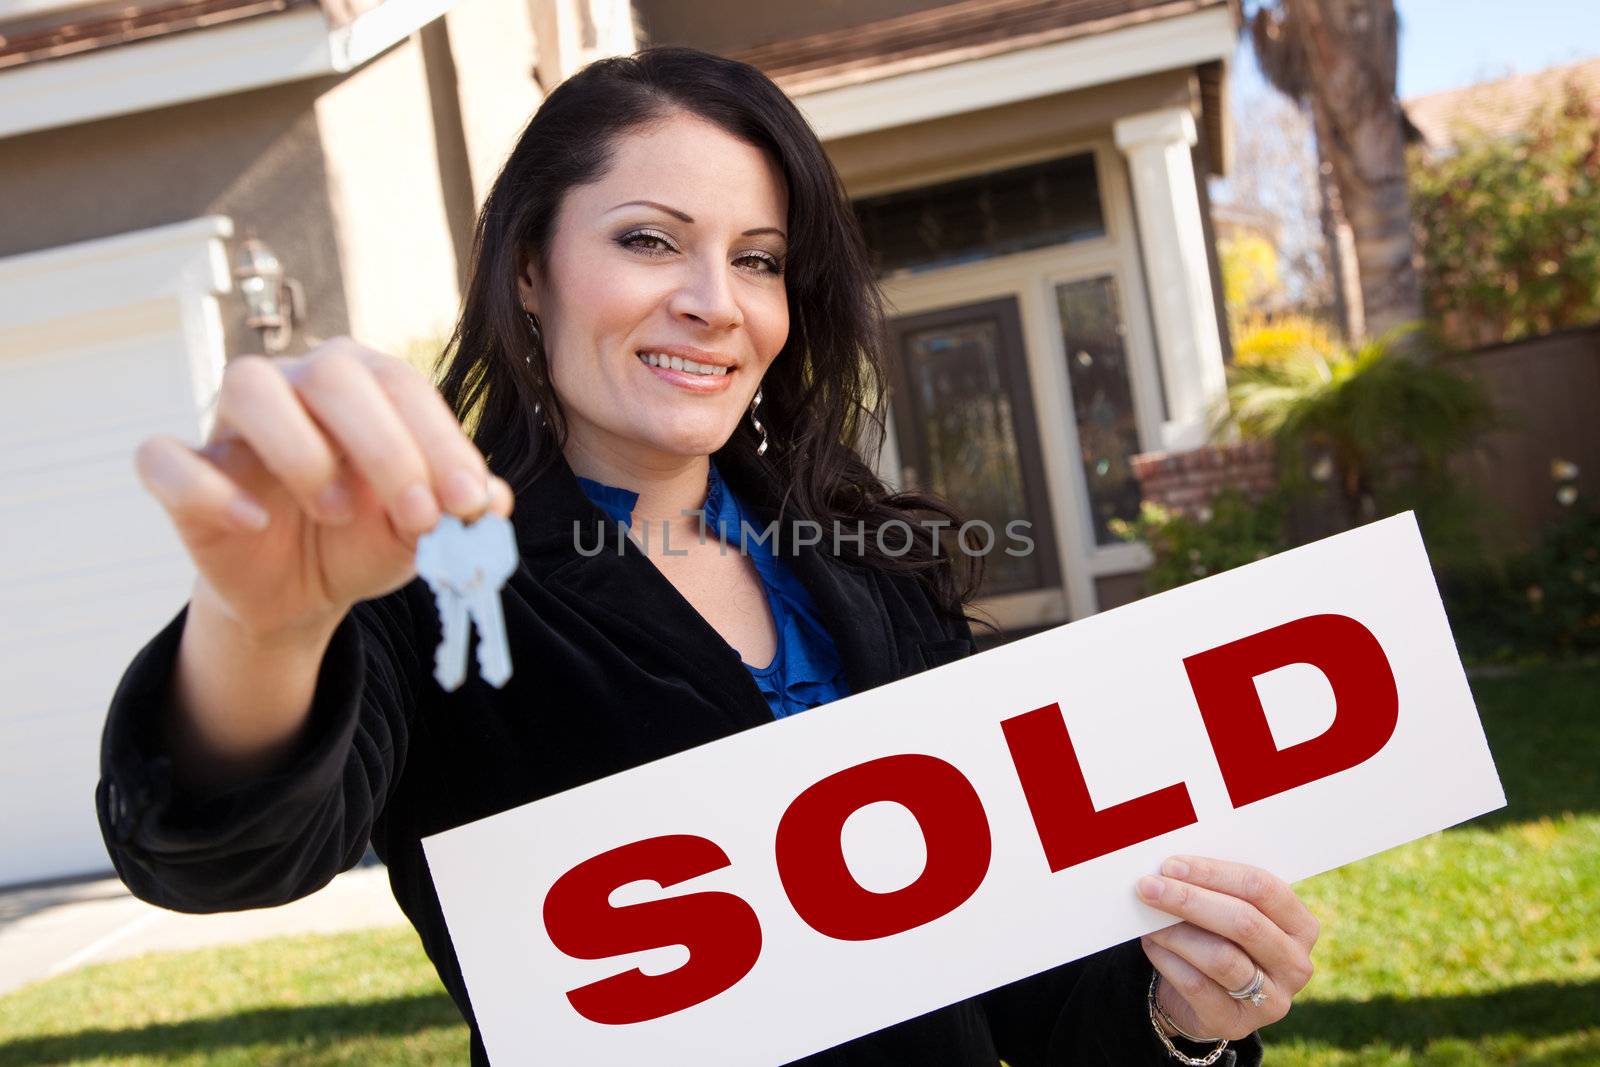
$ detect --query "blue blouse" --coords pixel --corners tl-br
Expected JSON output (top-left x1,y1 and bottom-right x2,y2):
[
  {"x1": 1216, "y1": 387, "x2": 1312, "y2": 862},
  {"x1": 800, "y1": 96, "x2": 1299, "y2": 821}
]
[{"x1": 574, "y1": 460, "x2": 851, "y2": 719}]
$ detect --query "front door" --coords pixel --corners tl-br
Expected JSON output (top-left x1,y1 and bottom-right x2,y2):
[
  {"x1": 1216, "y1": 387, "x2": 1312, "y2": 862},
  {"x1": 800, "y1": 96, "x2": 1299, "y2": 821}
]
[
  {"x1": 884, "y1": 298, "x2": 1063, "y2": 604},
  {"x1": 863, "y1": 146, "x2": 1163, "y2": 633}
]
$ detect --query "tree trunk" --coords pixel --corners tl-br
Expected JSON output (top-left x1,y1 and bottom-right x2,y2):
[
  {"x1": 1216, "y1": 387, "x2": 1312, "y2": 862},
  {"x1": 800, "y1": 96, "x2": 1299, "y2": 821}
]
[
  {"x1": 1312, "y1": 113, "x2": 1366, "y2": 342},
  {"x1": 1286, "y1": 0, "x2": 1423, "y2": 344}
]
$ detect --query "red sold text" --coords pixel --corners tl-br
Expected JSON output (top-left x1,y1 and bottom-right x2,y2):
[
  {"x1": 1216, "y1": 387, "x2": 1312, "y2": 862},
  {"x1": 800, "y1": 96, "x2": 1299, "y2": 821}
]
[{"x1": 542, "y1": 613, "x2": 1398, "y2": 1025}]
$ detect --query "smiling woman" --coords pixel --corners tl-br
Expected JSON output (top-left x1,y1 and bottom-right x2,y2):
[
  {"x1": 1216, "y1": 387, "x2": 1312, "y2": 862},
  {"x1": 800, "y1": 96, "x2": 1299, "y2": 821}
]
[
  {"x1": 518, "y1": 120, "x2": 790, "y2": 448},
  {"x1": 100, "y1": 46, "x2": 1302, "y2": 1067},
  {"x1": 438, "y1": 48, "x2": 979, "y2": 619}
]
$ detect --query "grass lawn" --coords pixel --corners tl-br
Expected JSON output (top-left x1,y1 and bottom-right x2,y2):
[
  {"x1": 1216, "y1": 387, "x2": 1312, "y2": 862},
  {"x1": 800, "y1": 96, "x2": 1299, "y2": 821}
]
[
  {"x1": 1264, "y1": 664, "x2": 1600, "y2": 1066},
  {"x1": 1, "y1": 667, "x2": 1595, "y2": 1066}
]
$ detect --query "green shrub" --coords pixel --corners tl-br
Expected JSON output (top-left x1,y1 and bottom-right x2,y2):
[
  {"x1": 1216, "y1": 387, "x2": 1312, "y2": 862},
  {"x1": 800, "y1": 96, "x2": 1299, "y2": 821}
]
[
  {"x1": 1221, "y1": 324, "x2": 1494, "y2": 573},
  {"x1": 1410, "y1": 77, "x2": 1600, "y2": 347},
  {"x1": 1443, "y1": 476, "x2": 1600, "y2": 664},
  {"x1": 1505, "y1": 502, "x2": 1600, "y2": 658},
  {"x1": 1125, "y1": 322, "x2": 1491, "y2": 594},
  {"x1": 1226, "y1": 328, "x2": 1494, "y2": 504},
  {"x1": 1110, "y1": 488, "x2": 1289, "y2": 594}
]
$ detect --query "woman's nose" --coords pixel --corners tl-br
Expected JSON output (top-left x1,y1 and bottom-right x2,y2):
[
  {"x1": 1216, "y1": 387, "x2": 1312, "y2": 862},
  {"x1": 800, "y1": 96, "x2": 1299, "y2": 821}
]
[{"x1": 668, "y1": 257, "x2": 743, "y2": 331}]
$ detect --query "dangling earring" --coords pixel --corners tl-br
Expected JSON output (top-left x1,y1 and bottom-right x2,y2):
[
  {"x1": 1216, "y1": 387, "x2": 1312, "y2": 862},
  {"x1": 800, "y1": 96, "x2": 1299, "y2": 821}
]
[
  {"x1": 749, "y1": 386, "x2": 768, "y2": 457},
  {"x1": 523, "y1": 308, "x2": 547, "y2": 422},
  {"x1": 522, "y1": 309, "x2": 541, "y2": 365}
]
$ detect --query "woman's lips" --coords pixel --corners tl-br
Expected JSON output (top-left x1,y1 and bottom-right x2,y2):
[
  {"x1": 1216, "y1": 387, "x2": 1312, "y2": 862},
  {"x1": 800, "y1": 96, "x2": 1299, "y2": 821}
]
[{"x1": 636, "y1": 352, "x2": 735, "y2": 393}]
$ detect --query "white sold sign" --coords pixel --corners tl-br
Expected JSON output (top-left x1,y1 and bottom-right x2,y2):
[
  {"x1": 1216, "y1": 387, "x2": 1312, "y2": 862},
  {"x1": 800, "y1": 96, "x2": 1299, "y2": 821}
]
[{"x1": 423, "y1": 512, "x2": 1506, "y2": 1065}]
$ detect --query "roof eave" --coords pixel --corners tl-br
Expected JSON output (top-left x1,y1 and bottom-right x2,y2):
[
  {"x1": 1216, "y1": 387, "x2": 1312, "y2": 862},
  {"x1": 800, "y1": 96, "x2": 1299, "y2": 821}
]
[
  {"x1": 790, "y1": 3, "x2": 1238, "y2": 144},
  {"x1": 0, "y1": 0, "x2": 457, "y2": 141}
]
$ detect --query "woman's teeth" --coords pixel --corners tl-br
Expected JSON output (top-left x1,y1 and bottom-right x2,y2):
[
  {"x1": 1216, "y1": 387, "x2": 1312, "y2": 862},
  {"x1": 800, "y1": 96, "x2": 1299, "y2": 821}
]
[{"x1": 638, "y1": 351, "x2": 729, "y2": 376}]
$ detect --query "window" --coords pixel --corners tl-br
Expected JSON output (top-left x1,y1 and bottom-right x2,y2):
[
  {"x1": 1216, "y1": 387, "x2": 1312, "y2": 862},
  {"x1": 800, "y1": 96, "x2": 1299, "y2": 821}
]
[
  {"x1": 855, "y1": 153, "x2": 1104, "y2": 277},
  {"x1": 1056, "y1": 276, "x2": 1143, "y2": 546}
]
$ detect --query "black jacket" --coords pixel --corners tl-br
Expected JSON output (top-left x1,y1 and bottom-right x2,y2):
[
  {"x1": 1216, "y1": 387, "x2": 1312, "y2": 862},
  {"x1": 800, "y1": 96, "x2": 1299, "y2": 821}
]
[{"x1": 96, "y1": 446, "x2": 1263, "y2": 1066}]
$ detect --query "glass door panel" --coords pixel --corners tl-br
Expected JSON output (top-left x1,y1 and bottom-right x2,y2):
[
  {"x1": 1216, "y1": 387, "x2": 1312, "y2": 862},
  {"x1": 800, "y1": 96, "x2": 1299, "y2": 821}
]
[
  {"x1": 886, "y1": 297, "x2": 1061, "y2": 598},
  {"x1": 1056, "y1": 276, "x2": 1144, "y2": 546}
]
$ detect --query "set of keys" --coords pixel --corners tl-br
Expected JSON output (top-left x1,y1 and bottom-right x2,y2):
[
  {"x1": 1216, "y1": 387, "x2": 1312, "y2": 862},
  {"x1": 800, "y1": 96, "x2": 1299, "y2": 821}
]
[{"x1": 415, "y1": 510, "x2": 519, "y2": 691}]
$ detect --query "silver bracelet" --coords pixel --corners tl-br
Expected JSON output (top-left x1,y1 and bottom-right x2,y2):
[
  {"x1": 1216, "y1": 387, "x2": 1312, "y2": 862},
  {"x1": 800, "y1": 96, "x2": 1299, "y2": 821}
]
[{"x1": 1147, "y1": 972, "x2": 1230, "y2": 1065}]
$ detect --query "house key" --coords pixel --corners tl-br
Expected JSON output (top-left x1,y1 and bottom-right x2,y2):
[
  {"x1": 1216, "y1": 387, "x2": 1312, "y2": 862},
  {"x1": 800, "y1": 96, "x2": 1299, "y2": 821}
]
[{"x1": 416, "y1": 511, "x2": 519, "y2": 691}]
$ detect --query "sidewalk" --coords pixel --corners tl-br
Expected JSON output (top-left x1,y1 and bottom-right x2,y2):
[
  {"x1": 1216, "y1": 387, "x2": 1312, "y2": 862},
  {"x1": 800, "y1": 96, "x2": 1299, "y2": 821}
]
[{"x1": 0, "y1": 860, "x2": 407, "y2": 997}]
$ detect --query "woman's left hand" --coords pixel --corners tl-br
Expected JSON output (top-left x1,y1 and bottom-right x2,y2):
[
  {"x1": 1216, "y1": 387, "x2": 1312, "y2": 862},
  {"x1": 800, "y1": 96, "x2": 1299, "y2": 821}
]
[{"x1": 1136, "y1": 855, "x2": 1320, "y2": 1042}]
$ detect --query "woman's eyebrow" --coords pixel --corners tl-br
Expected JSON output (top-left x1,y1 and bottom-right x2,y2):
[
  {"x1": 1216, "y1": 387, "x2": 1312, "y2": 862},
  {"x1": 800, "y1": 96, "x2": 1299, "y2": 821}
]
[{"x1": 607, "y1": 199, "x2": 785, "y2": 239}]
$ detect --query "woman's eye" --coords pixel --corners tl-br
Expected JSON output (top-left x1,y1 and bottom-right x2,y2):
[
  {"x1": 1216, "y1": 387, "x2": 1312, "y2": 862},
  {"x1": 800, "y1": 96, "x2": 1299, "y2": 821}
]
[
  {"x1": 619, "y1": 230, "x2": 676, "y2": 254},
  {"x1": 736, "y1": 251, "x2": 784, "y2": 275}
]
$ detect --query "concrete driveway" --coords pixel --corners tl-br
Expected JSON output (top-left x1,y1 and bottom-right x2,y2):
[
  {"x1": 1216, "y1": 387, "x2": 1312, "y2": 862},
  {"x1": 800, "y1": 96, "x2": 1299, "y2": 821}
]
[{"x1": 0, "y1": 860, "x2": 407, "y2": 997}]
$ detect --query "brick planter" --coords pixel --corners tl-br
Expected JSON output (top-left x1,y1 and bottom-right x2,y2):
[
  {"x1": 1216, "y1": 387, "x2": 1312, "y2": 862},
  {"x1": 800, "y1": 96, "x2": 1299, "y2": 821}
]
[{"x1": 1130, "y1": 440, "x2": 1278, "y2": 518}]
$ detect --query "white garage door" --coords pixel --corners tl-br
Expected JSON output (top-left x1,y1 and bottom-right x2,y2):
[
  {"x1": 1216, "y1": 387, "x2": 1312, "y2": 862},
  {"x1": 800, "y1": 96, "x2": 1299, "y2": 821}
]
[{"x1": 0, "y1": 216, "x2": 233, "y2": 887}]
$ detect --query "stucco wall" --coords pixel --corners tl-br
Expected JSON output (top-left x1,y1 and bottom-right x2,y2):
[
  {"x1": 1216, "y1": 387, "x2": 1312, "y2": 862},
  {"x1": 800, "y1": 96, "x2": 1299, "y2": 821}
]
[
  {"x1": 312, "y1": 34, "x2": 463, "y2": 357},
  {"x1": 0, "y1": 73, "x2": 350, "y2": 362},
  {"x1": 0, "y1": 24, "x2": 496, "y2": 364}
]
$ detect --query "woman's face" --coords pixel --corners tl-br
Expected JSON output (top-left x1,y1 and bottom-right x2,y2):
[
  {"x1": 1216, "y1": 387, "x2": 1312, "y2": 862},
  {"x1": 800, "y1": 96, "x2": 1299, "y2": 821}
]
[{"x1": 519, "y1": 110, "x2": 791, "y2": 469}]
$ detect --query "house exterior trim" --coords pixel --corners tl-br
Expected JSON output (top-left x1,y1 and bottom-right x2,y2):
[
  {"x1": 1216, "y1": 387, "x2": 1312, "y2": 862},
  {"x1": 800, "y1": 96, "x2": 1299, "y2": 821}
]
[
  {"x1": 793, "y1": 5, "x2": 1236, "y2": 143},
  {"x1": 0, "y1": 0, "x2": 457, "y2": 140},
  {"x1": 0, "y1": 214, "x2": 234, "y2": 330},
  {"x1": 1114, "y1": 105, "x2": 1228, "y2": 450}
]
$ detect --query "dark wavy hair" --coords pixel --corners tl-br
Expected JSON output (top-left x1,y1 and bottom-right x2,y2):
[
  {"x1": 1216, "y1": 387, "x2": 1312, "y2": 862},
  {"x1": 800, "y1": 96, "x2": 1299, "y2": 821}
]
[{"x1": 435, "y1": 46, "x2": 988, "y2": 632}]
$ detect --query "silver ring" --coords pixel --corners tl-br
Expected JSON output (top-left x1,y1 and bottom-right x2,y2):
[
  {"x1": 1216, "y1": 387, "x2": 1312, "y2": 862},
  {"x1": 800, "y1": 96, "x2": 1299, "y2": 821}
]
[{"x1": 1226, "y1": 963, "x2": 1268, "y2": 1007}]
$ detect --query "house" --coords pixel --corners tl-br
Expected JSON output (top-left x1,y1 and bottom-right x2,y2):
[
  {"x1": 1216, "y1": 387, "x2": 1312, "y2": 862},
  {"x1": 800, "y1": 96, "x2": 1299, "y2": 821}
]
[
  {"x1": 1405, "y1": 55, "x2": 1600, "y2": 153},
  {"x1": 0, "y1": 0, "x2": 1240, "y2": 885}
]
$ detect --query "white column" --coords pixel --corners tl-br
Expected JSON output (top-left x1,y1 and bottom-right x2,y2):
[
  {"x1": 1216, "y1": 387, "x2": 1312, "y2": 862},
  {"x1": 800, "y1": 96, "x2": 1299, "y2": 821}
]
[
  {"x1": 530, "y1": 0, "x2": 638, "y2": 89},
  {"x1": 446, "y1": 0, "x2": 544, "y2": 210},
  {"x1": 1114, "y1": 107, "x2": 1228, "y2": 451}
]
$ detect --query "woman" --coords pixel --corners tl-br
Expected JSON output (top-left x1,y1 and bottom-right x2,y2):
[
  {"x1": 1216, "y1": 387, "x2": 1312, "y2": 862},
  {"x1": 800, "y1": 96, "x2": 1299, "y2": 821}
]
[{"x1": 104, "y1": 47, "x2": 1317, "y2": 1065}]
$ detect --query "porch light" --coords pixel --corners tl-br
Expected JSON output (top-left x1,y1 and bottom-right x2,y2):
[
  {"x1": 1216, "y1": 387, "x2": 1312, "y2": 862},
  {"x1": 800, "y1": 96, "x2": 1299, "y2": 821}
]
[{"x1": 232, "y1": 237, "x2": 305, "y2": 353}]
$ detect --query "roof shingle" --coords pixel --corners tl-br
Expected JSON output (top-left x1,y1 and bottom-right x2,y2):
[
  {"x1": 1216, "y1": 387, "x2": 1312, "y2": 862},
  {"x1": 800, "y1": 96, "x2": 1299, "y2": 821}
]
[{"x1": 1405, "y1": 57, "x2": 1600, "y2": 149}]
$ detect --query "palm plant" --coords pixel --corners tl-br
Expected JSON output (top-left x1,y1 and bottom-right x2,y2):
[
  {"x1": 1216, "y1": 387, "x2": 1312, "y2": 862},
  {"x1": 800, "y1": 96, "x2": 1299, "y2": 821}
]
[{"x1": 1225, "y1": 326, "x2": 1495, "y2": 525}]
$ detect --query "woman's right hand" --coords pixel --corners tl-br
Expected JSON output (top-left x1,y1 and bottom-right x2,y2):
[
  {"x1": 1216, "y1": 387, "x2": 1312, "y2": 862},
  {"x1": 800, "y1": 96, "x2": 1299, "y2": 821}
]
[{"x1": 133, "y1": 337, "x2": 515, "y2": 643}]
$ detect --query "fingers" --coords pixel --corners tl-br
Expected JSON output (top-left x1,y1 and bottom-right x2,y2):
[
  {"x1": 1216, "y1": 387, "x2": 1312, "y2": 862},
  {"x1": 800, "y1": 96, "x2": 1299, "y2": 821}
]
[
  {"x1": 346, "y1": 348, "x2": 499, "y2": 520},
  {"x1": 282, "y1": 349, "x2": 443, "y2": 536},
  {"x1": 1145, "y1": 921, "x2": 1290, "y2": 1020},
  {"x1": 486, "y1": 473, "x2": 515, "y2": 518},
  {"x1": 210, "y1": 355, "x2": 354, "y2": 525},
  {"x1": 1147, "y1": 921, "x2": 1257, "y2": 996},
  {"x1": 1139, "y1": 937, "x2": 1250, "y2": 1040},
  {"x1": 135, "y1": 435, "x2": 271, "y2": 534},
  {"x1": 185, "y1": 339, "x2": 514, "y2": 546},
  {"x1": 1136, "y1": 872, "x2": 1305, "y2": 986},
  {"x1": 211, "y1": 340, "x2": 510, "y2": 539},
  {"x1": 1163, "y1": 856, "x2": 1321, "y2": 951}
]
